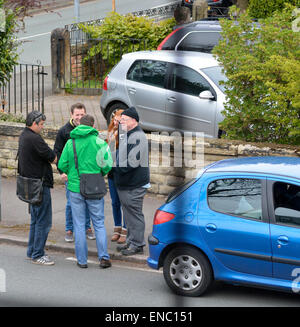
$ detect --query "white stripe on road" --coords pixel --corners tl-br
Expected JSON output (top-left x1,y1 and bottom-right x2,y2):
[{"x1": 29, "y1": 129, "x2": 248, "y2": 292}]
[
  {"x1": 151, "y1": 1, "x2": 178, "y2": 8},
  {"x1": 65, "y1": 256, "x2": 162, "y2": 274},
  {"x1": 18, "y1": 31, "x2": 51, "y2": 41}
]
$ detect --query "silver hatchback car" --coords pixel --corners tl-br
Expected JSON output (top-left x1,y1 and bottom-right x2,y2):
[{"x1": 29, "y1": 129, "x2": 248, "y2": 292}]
[{"x1": 100, "y1": 50, "x2": 227, "y2": 138}]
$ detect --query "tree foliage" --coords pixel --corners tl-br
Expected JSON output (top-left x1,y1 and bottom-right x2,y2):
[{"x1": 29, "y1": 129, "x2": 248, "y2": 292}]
[
  {"x1": 4, "y1": 0, "x2": 55, "y2": 22},
  {"x1": 0, "y1": 0, "x2": 18, "y2": 87},
  {"x1": 0, "y1": 0, "x2": 54, "y2": 87},
  {"x1": 213, "y1": 5, "x2": 300, "y2": 145},
  {"x1": 248, "y1": 0, "x2": 300, "y2": 19}
]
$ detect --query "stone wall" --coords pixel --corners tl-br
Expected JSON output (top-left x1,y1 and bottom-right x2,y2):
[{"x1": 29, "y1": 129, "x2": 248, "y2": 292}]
[{"x1": 1, "y1": 122, "x2": 299, "y2": 196}]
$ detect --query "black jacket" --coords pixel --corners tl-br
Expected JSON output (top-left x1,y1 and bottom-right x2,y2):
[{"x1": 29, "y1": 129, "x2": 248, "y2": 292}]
[
  {"x1": 54, "y1": 119, "x2": 75, "y2": 173},
  {"x1": 18, "y1": 127, "x2": 56, "y2": 188},
  {"x1": 113, "y1": 125, "x2": 150, "y2": 190}
]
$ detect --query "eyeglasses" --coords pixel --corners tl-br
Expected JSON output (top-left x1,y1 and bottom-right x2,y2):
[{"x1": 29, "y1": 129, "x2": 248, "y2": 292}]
[
  {"x1": 34, "y1": 113, "x2": 43, "y2": 120},
  {"x1": 120, "y1": 117, "x2": 132, "y2": 122}
]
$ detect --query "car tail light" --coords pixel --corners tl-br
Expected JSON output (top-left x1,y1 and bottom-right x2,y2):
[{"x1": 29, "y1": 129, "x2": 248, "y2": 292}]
[
  {"x1": 184, "y1": 0, "x2": 192, "y2": 3},
  {"x1": 153, "y1": 210, "x2": 175, "y2": 225},
  {"x1": 157, "y1": 27, "x2": 184, "y2": 50},
  {"x1": 103, "y1": 75, "x2": 108, "y2": 90}
]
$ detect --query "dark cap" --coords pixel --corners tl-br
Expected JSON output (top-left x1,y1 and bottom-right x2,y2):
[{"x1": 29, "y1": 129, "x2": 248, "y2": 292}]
[{"x1": 121, "y1": 106, "x2": 139, "y2": 122}]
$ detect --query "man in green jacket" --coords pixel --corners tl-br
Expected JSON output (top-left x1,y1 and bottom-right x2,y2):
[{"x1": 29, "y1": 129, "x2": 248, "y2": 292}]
[{"x1": 58, "y1": 114, "x2": 113, "y2": 269}]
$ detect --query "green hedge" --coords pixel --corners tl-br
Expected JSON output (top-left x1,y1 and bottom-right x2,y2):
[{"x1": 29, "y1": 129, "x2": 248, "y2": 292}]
[{"x1": 79, "y1": 12, "x2": 176, "y2": 68}]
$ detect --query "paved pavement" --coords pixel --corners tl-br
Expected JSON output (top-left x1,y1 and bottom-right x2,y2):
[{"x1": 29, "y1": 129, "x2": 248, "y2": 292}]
[
  {"x1": 42, "y1": 94, "x2": 106, "y2": 130},
  {"x1": 0, "y1": 93, "x2": 166, "y2": 266},
  {"x1": 0, "y1": 177, "x2": 165, "y2": 265}
]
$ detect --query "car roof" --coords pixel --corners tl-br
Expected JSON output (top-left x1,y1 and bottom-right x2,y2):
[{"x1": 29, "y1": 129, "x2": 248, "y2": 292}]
[
  {"x1": 122, "y1": 50, "x2": 219, "y2": 70},
  {"x1": 205, "y1": 156, "x2": 300, "y2": 180},
  {"x1": 180, "y1": 20, "x2": 222, "y2": 31}
]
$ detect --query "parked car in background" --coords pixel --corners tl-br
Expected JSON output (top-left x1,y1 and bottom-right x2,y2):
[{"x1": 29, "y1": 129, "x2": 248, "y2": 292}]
[
  {"x1": 100, "y1": 50, "x2": 227, "y2": 138},
  {"x1": 157, "y1": 20, "x2": 222, "y2": 53},
  {"x1": 147, "y1": 156, "x2": 300, "y2": 296},
  {"x1": 181, "y1": 0, "x2": 234, "y2": 16}
]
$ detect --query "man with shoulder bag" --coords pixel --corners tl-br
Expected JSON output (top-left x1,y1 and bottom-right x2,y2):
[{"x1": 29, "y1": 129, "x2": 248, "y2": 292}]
[
  {"x1": 17, "y1": 111, "x2": 57, "y2": 265},
  {"x1": 58, "y1": 114, "x2": 113, "y2": 269},
  {"x1": 54, "y1": 102, "x2": 95, "y2": 242}
]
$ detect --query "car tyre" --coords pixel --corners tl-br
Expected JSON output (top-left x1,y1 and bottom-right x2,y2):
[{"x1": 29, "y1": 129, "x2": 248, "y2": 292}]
[
  {"x1": 106, "y1": 102, "x2": 128, "y2": 125},
  {"x1": 163, "y1": 246, "x2": 213, "y2": 297}
]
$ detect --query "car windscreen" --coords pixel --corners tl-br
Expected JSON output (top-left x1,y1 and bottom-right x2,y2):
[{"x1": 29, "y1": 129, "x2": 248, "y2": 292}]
[
  {"x1": 201, "y1": 66, "x2": 227, "y2": 92},
  {"x1": 176, "y1": 31, "x2": 222, "y2": 53}
]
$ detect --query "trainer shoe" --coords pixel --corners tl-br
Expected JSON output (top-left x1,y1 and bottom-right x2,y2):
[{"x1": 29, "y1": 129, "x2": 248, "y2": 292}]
[
  {"x1": 77, "y1": 262, "x2": 88, "y2": 268},
  {"x1": 121, "y1": 246, "x2": 144, "y2": 256},
  {"x1": 99, "y1": 258, "x2": 112, "y2": 269},
  {"x1": 116, "y1": 243, "x2": 129, "y2": 252},
  {"x1": 86, "y1": 228, "x2": 96, "y2": 240},
  {"x1": 32, "y1": 255, "x2": 55, "y2": 266},
  {"x1": 65, "y1": 231, "x2": 74, "y2": 242}
]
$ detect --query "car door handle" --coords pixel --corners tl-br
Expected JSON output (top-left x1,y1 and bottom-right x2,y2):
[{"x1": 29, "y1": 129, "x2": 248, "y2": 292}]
[
  {"x1": 277, "y1": 235, "x2": 289, "y2": 246},
  {"x1": 205, "y1": 223, "x2": 217, "y2": 233},
  {"x1": 128, "y1": 87, "x2": 136, "y2": 94},
  {"x1": 167, "y1": 96, "x2": 176, "y2": 103}
]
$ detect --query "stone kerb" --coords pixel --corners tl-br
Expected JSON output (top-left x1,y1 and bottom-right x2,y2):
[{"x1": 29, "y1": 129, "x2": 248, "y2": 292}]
[{"x1": 0, "y1": 122, "x2": 299, "y2": 196}]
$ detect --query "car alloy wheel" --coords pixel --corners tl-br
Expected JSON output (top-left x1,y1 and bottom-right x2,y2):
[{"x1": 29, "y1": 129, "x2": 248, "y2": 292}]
[{"x1": 163, "y1": 246, "x2": 213, "y2": 296}]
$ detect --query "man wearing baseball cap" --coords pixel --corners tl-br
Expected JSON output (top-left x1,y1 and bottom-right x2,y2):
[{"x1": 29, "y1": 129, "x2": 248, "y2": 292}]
[{"x1": 113, "y1": 107, "x2": 150, "y2": 256}]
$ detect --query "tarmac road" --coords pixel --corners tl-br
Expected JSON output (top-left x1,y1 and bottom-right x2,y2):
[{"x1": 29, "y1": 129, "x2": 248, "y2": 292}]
[
  {"x1": 17, "y1": 0, "x2": 178, "y2": 66},
  {"x1": 1, "y1": 243, "x2": 300, "y2": 308}
]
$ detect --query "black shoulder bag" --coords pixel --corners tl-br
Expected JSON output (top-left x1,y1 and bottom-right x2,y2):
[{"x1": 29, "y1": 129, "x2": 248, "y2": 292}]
[
  {"x1": 72, "y1": 139, "x2": 107, "y2": 200},
  {"x1": 16, "y1": 152, "x2": 44, "y2": 205}
]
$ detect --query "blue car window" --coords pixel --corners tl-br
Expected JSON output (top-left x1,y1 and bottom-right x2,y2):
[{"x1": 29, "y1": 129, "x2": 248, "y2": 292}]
[
  {"x1": 273, "y1": 182, "x2": 300, "y2": 227},
  {"x1": 207, "y1": 178, "x2": 262, "y2": 220}
]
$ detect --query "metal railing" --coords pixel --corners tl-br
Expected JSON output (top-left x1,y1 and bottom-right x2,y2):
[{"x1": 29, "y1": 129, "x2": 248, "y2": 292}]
[
  {"x1": 0, "y1": 63, "x2": 46, "y2": 115},
  {"x1": 207, "y1": 6, "x2": 231, "y2": 17}
]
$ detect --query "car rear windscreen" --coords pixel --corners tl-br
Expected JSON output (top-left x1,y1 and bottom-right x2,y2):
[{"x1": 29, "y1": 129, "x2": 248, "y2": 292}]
[{"x1": 176, "y1": 31, "x2": 222, "y2": 53}]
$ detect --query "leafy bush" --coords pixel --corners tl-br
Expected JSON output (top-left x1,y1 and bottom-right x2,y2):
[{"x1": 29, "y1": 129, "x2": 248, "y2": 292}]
[
  {"x1": 213, "y1": 5, "x2": 300, "y2": 145},
  {"x1": 0, "y1": 111, "x2": 25, "y2": 123},
  {"x1": 248, "y1": 0, "x2": 300, "y2": 19},
  {"x1": 79, "y1": 12, "x2": 176, "y2": 67},
  {"x1": 0, "y1": 0, "x2": 19, "y2": 87}
]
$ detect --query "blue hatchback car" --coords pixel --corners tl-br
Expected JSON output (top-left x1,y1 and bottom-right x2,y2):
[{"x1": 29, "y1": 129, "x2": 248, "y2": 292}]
[{"x1": 147, "y1": 157, "x2": 300, "y2": 296}]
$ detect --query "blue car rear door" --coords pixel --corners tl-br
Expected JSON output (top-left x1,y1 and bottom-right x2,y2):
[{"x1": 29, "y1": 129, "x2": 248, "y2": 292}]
[{"x1": 267, "y1": 178, "x2": 300, "y2": 281}]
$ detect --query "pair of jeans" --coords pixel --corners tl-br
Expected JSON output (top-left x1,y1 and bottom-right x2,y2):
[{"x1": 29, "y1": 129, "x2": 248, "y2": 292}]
[
  {"x1": 27, "y1": 187, "x2": 52, "y2": 259},
  {"x1": 69, "y1": 191, "x2": 109, "y2": 265},
  {"x1": 65, "y1": 182, "x2": 91, "y2": 232},
  {"x1": 108, "y1": 178, "x2": 126, "y2": 229}
]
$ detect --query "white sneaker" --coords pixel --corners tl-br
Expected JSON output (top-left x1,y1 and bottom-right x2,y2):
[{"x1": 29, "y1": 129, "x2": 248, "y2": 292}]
[
  {"x1": 32, "y1": 255, "x2": 55, "y2": 266},
  {"x1": 65, "y1": 231, "x2": 74, "y2": 242},
  {"x1": 86, "y1": 229, "x2": 96, "y2": 240}
]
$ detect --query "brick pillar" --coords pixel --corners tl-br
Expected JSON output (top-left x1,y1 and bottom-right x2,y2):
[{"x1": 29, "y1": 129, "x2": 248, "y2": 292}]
[
  {"x1": 51, "y1": 28, "x2": 71, "y2": 94},
  {"x1": 192, "y1": 0, "x2": 208, "y2": 21}
]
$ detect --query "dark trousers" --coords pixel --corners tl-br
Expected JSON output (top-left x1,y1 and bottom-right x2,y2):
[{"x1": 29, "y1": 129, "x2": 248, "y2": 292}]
[{"x1": 117, "y1": 187, "x2": 146, "y2": 248}]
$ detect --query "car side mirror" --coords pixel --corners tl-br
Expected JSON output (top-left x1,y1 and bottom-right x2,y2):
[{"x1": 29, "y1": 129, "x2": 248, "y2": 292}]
[{"x1": 199, "y1": 90, "x2": 215, "y2": 100}]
